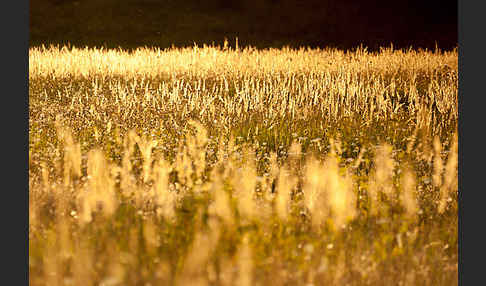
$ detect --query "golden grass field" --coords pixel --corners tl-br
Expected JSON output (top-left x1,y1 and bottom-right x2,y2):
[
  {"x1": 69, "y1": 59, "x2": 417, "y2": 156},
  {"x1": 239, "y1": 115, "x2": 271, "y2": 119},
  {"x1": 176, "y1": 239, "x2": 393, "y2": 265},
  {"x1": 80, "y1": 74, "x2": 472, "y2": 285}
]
[{"x1": 29, "y1": 43, "x2": 458, "y2": 285}]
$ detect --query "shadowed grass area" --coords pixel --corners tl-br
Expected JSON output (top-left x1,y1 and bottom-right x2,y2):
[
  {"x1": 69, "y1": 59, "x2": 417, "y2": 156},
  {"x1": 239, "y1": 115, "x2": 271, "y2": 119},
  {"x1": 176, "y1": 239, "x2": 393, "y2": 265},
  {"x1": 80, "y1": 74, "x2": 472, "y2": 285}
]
[{"x1": 30, "y1": 0, "x2": 457, "y2": 51}]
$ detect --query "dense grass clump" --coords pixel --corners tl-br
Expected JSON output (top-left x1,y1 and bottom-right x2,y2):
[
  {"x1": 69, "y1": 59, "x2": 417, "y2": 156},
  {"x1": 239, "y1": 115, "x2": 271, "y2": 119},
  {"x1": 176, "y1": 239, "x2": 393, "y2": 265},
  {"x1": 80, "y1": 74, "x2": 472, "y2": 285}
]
[{"x1": 29, "y1": 44, "x2": 458, "y2": 285}]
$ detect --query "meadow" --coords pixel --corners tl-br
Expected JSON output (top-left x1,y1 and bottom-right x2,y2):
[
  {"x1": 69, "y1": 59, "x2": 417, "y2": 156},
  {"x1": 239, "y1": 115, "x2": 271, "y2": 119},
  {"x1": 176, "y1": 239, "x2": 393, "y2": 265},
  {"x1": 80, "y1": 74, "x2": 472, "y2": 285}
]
[{"x1": 29, "y1": 43, "x2": 458, "y2": 285}]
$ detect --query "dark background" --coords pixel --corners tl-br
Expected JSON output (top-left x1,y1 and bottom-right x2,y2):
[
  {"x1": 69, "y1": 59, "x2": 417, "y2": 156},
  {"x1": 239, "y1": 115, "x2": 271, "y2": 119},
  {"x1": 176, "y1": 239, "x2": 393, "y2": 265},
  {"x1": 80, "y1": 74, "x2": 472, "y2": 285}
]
[{"x1": 30, "y1": 0, "x2": 457, "y2": 51}]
